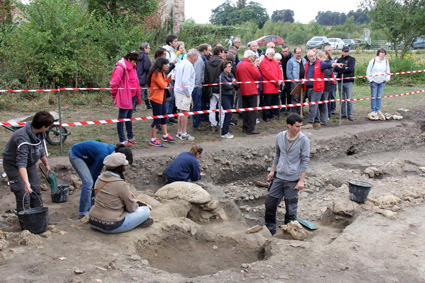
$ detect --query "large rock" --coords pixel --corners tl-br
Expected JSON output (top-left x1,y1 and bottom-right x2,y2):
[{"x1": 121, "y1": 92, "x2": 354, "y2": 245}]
[
  {"x1": 150, "y1": 200, "x2": 192, "y2": 220},
  {"x1": 375, "y1": 194, "x2": 401, "y2": 207},
  {"x1": 18, "y1": 230, "x2": 43, "y2": 246},
  {"x1": 281, "y1": 222, "x2": 309, "y2": 241},
  {"x1": 155, "y1": 182, "x2": 212, "y2": 204},
  {"x1": 363, "y1": 167, "x2": 382, "y2": 178},
  {"x1": 331, "y1": 198, "x2": 359, "y2": 217}
]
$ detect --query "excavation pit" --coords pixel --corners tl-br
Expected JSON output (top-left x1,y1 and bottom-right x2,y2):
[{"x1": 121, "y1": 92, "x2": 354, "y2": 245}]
[{"x1": 136, "y1": 230, "x2": 266, "y2": 278}]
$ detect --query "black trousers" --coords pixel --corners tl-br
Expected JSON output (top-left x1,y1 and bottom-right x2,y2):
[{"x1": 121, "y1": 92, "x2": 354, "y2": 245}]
[
  {"x1": 3, "y1": 162, "x2": 42, "y2": 229},
  {"x1": 262, "y1": 93, "x2": 279, "y2": 120},
  {"x1": 242, "y1": 94, "x2": 258, "y2": 133}
]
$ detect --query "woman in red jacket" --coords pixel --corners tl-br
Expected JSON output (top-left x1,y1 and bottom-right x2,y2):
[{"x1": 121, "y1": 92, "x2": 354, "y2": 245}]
[{"x1": 146, "y1": 58, "x2": 176, "y2": 147}]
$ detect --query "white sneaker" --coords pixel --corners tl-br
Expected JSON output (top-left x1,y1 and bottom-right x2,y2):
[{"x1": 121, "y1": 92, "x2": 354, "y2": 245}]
[
  {"x1": 176, "y1": 132, "x2": 183, "y2": 140},
  {"x1": 256, "y1": 119, "x2": 260, "y2": 124},
  {"x1": 221, "y1": 133, "x2": 234, "y2": 139},
  {"x1": 181, "y1": 134, "x2": 195, "y2": 141}
]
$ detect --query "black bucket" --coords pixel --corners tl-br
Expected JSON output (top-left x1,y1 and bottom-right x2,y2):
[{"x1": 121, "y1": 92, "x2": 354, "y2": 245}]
[
  {"x1": 17, "y1": 193, "x2": 48, "y2": 234},
  {"x1": 349, "y1": 180, "x2": 372, "y2": 203},
  {"x1": 51, "y1": 182, "x2": 70, "y2": 203}
]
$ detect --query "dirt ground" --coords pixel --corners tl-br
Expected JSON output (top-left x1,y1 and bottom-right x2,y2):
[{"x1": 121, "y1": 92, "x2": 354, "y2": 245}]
[{"x1": 0, "y1": 111, "x2": 425, "y2": 282}]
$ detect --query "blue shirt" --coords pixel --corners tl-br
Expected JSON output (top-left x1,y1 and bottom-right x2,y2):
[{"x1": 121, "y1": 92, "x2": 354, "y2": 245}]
[
  {"x1": 70, "y1": 141, "x2": 115, "y2": 183},
  {"x1": 165, "y1": 152, "x2": 201, "y2": 182}
]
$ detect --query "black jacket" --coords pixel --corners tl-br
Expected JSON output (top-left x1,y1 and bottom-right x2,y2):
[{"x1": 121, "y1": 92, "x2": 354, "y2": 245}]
[
  {"x1": 204, "y1": 55, "x2": 223, "y2": 96},
  {"x1": 323, "y1": 59, "x2": 334, "y2": 92},
  {"x1": 334, "y1": 55, "x2": 356, "y2": 83},
  {"x1": 281, "y1": 52, "x2": 293, "y2": 79},
  {"x1": 136, "y1": 52, "x2": 151, "y2": 85},
  {"x1": 219, "y1": 71, "x2": 238, "y2": 96}
]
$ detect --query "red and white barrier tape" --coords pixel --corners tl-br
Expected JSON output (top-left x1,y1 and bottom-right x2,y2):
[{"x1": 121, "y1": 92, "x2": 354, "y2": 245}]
[
  {"x1": 0, "y1": 70, "x2": 424, "y2": 93},
  {"x1": 1, "y1": 89, "x2": 423, "y2": 127}
]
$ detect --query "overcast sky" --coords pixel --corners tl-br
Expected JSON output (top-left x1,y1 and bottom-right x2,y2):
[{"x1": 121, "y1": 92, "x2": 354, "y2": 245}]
[{"x1": 185, "y1": 0, "x2": 361, "y2": 24}]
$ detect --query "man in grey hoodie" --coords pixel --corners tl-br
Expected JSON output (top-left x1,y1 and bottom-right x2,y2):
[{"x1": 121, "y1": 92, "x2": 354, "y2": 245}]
[
  {"x1": 2, "y1": 111, "x2": 54, "y2": 229},
  {"x1": 264, "y1": 113, "x2": 310, "y2": 235}
]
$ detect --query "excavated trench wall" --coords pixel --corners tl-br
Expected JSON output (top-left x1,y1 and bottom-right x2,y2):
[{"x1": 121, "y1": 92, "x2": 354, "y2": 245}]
[{"x1": 126, "y1": 121, "x2": 424, "y2": 190}]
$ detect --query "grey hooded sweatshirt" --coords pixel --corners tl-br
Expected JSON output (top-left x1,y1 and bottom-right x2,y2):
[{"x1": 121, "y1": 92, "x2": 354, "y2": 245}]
[
  {"x1": 2, "y1": 122, "x2": 46, "y2": 169},
  {"x1": 273, "y1": 130, "x2": 310, "y2": 181}
]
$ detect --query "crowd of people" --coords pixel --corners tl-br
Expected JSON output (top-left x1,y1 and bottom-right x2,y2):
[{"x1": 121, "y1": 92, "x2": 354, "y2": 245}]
[
  {"x1": 2, "y1": 34, "x2": 392, "y2": 235},
  {"x1": 111, "y1": 34, "x2": 391, "y2": 146}
]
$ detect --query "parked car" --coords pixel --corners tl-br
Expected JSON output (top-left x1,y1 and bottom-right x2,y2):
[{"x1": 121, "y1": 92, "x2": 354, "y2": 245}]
[
  {"x1": 412, "y1": 37, "x2": 425, "y2": 49},
  {"x1": 306, "y1": 36, "x2": 330, "y2": 49},
  {"x1": 353, "y1": 39, "x2": 371, "y2": 50},
  {"x1": 254, "y1": 35, "x2": 285, "y2": 47},
  {"x1": 329, "y1": 38, "x2": 345, "y2": 50},
  {"x1": 343, "y1": 39, "x2": 356, "y2": 49}
]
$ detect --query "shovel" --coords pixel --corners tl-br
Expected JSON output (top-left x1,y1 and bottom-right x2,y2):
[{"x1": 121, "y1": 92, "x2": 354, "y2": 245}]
[{"x1": 296, "y1": 219, "x2": 318, "y2": 230}]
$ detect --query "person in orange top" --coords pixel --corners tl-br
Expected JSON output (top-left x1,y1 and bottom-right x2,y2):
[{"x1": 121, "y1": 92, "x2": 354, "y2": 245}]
[{"x1": 146, "y1": 58, "x2": 176, "y2": 147}]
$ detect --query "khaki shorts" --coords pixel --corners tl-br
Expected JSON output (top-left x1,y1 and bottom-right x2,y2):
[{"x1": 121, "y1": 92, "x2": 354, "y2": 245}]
[{"x1": 175, "y1": 92, "x2": 191, "y2": 111}]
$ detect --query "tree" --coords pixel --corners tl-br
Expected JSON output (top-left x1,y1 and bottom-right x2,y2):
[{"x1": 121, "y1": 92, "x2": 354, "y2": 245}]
[
  {"x1": 236, "y1": 0, "x2": 246, "y2": 9},
  {"x1": 0, "y1": 0, "x2": 12, "y2": 24},
  {"x1": 315, "y1": 11, "x2": 346, "y2": 25},
  {"x1": 271, "y1": 9, "x2": 294, "y2": 23},
  {"x1": 210, "y1": 1, "x2": 269, "y2": 28},
  {"x1": 87, "y1": 0, "x2": 157, "y2": 21},
  {"x1": 346, "y1": 9, "x2": 370, "y2": 24},
  {"x1": 362, "y1": 0, "x2": 425, "y2": 57}
]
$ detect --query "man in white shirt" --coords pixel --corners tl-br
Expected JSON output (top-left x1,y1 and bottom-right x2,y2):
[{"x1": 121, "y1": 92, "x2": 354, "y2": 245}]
[{"x1": 174, "y1": 49, "x2": 199, "y2": 141}]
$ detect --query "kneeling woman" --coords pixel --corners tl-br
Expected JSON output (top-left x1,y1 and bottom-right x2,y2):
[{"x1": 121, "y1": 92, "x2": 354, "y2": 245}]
[{"x1": 89, "y1": 153, "x2": 152, "y2": 233}]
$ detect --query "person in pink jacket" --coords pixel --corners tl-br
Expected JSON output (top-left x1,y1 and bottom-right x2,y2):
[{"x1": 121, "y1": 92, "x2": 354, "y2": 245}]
[
  {"x1": 110, "y1": 52, "x2": 141, "y2": 147},
  {"x1": 260, "y1": 48, "x2": 283, "y2": 122}
]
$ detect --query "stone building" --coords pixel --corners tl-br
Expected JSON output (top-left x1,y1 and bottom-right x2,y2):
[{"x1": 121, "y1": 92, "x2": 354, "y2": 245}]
[{"x1": 160, "y1": 0, "x2": 185, "y2": 34}]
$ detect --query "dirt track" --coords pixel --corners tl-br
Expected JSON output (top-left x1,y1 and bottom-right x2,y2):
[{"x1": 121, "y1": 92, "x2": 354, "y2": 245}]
[{"x1": 0, "y1": 118, "x2": 425, "y2": 282}]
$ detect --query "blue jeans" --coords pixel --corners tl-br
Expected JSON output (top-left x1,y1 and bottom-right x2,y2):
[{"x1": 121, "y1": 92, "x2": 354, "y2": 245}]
[
  {"x1": 338, "y1": 82, "x2": 353, "y2": 117},
  {"x1": 92, "y1": 206, "x2": 150, "y2": 234},
  {"x1": 370, "y1": 82, "x2": 385, "y2": 112},
  {"x1": 192, "y1": 86, "x2": 202, "y2": 128},
  {"x1": 69, "y1": 149, "x2": 93, "y2": 216},
  {"x1": 221, "y1": 95, "x2": 233, "y2": 135},
  {"x1": 117, "y1": 105, "x2": 134, "y2": 143}
]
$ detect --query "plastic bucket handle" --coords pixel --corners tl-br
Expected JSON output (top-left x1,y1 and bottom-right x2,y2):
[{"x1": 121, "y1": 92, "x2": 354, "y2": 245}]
[{"x1": 22, "y1": 192, "x2": 43, "y2": 211}]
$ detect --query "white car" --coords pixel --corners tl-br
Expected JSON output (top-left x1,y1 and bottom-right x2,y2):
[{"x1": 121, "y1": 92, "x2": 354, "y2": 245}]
[{"x1": 329, "y1": 38, "x2": 345, "y2": 50}]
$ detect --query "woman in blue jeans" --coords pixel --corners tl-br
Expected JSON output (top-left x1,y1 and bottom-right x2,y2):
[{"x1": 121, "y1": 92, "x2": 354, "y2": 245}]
[
  {"x1": 366, "y1": 48, "x2": 391, "y2": 119},
  {"x1": 89, "y1": 153, "x2": 153, "y2": 234},
  {"x1": 68, "y1": 141, "x2": 133, "y2": 218}
]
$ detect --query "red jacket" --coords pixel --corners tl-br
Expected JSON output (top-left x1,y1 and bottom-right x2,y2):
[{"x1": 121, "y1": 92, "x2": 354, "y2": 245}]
[
  {"x1": 236, "y1": 58, "x2": 261, "y2": 96},
  {"x1": 260, "y1": 58, "x2": 282, "y2": 94},
  {"x1": 304, "y1": 60, "x2": 325, "y2": 92}
]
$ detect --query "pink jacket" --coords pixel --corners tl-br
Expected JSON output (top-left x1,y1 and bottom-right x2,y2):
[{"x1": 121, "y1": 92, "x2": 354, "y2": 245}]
[
  {"x1": 110, "y1": 58, "x2": 141, "y2": 109},
  {"x1": 260, "y1": 58, "x2": 283, "y2": 94}
]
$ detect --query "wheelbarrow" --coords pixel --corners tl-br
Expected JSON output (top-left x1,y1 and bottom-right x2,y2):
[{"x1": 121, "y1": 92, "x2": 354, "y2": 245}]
[{"x1": 2, "y1": 111, "x2": 70, "y2": 145}]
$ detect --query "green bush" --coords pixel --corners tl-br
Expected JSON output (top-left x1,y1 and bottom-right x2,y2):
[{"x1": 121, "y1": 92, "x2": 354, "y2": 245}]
[
  {"x1": 0, "y1": 0, "x2": 155, "y2": 90},
  {"x1": 354, "y1": 56, "x2": 425, "y2": 85}
]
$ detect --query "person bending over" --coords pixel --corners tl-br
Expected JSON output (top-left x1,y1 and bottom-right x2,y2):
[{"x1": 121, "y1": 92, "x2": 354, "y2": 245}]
[
  {"x1": 69, "y1": 141, "x2": 133, "y2": 218},
  {"x1": 165, "y1": 145, "x2": 205, "y2": 182}
]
